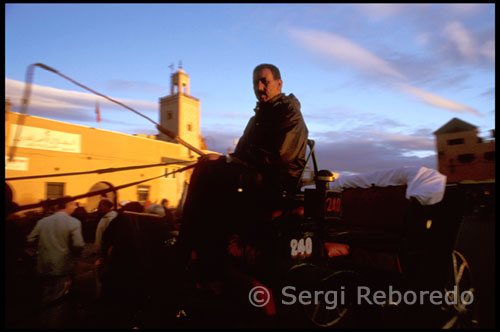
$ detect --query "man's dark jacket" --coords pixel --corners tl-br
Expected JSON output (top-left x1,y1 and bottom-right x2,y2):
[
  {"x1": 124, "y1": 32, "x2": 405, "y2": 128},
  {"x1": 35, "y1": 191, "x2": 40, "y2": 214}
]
[{"x1": 231, "y1": 93, "x2": 308, "y2": 189}]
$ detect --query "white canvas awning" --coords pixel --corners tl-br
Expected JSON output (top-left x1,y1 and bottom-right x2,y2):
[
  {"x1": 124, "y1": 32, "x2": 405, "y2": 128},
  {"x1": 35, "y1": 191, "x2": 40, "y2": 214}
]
[{"x1": 330, "y1": 166, "x2": 447, "y2": 206}]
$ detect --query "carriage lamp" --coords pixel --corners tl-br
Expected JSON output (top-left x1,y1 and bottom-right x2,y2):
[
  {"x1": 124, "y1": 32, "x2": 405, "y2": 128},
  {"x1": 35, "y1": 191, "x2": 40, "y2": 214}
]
[{"x1": 315, "y1": 169, "x2": 335, "y2": 190}]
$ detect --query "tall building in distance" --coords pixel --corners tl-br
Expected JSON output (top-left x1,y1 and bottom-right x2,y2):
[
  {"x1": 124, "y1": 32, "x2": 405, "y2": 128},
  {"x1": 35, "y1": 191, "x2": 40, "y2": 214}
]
[
  {"x1": 159, "y1": 67, "x2": 202, "y2": 159},
  {"x1": 434, "y1": 117, "x2": 495, "y2": 183}
]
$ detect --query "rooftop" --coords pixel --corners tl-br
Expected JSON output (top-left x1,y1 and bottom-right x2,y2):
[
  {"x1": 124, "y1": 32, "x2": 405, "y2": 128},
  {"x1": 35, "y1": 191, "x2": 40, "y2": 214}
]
[{"x1": 433, "y1": 117, "x2": 478, "y2": 135}]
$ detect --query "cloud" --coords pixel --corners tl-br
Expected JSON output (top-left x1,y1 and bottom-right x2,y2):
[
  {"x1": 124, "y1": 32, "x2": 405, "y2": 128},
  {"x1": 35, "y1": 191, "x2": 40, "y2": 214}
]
[
  {"x1": 396, "y1": 83, "x2": 482, "y2": 116},
  {"x1": 202, "y1": 105, "x2": 438, "y2": 175},
  {"x1": 5, "y1": 78, "x2": 158, "y2": 125},
  {"x1": 298, "y1": 117, "x2": 438, "y2": 174},
  {"x1": 312, "y1": 131, "x2": 437, "y2": 175},
  {"x1": 356, "y1": 4, "x2": 485, "y2": 21},
  {"x1": 364, "y1": 131, "x2": 435, "y2": 151},
  {"x1": 201, "y1": 123, "x2": 437, "y2": 175},
  {"x1": 200, "y1": 126, "x2": 242, "y2": 153},
  {"x1": 301, "y1": 106, "x2": 438, "y2": 168},
  {"x1": 478, "y1": 87, "x2": 495, "y2": 99},
  {"x1": 6, "y1": 78, "x2": 93, "y2": 109},
  {"x1": 481, "y1": 40, "x2": 495, "y2": 62},
  {"x1": 415, "y1": 33, "x2": 430, "y2": 47},
  {"x1": 288, "y1": 28, "x2": 483, "y2": 116},
  {"x1": 351, "y1": 4, "x2": 494, "y2": 76},
  {"x1": 445, "y1": 3, "x2": 485, "y2": 16},
  {"x1": 288, "y1": 28, "x2": 407, "y2": 81},
  {"x1": 105, "y1": 79, "x2": 168, "y2": 95},
  {"x1": 313, "y1": 125, "x2": 435, "y2": 151},
  {"x1": 354, "y1": 3, "x2": 412, "y2": 21},
  {"x1": 442, "y1": 21, "x2": 480, "y2": 62},
  {"x1": 407, "y1": 9, "x2": 494, "y2": 66}
]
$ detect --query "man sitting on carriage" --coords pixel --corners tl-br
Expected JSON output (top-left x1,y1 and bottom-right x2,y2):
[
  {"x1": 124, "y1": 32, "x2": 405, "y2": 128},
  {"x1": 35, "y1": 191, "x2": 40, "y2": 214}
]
[{"x1": 178, "y1": 63, "x2": 309, "y2": 294}]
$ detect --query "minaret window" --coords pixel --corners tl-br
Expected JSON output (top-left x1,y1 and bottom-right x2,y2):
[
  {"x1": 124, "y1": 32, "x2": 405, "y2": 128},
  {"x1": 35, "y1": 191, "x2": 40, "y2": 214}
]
[{"x1": 187, "y1": 124, "x2": 192, "y2": 132}]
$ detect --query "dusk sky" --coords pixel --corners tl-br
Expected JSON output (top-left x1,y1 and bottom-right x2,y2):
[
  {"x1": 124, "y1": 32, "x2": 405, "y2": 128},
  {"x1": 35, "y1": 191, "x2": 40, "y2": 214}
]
[{"x1": 5, "y1": 4, "x2": 495, "y2": 176}]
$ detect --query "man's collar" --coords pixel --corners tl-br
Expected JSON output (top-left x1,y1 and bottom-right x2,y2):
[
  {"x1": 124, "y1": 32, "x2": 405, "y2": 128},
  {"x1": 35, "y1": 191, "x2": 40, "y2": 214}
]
[
  {"x1": 254, "y1": 93, "x2": 285, "y2": 112},
  {"x1": 267, "y1": 93, "x2": 284, "y2": 104}
]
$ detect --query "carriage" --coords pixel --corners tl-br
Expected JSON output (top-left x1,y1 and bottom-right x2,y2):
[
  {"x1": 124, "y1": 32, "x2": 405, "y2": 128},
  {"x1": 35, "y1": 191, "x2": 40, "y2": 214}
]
[
  {"x1": 238, "y1": 139, "x2": 481, "y2": 329},
  {"x1": 98, "y1": 139, "x2": 486, "y2": 329}
]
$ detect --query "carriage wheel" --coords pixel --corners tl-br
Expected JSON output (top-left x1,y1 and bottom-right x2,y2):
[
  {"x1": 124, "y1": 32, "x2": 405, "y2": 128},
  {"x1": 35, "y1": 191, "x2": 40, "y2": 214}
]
[
  {"x1": 297, "y1": 268, "x2": 359, "y2": 328},
  {"x1": 301, "y1": 296, "x2": 348, "y2": 327},
  {"x1": 441, "y1": 250, "x2": 478, "y2": 329}
]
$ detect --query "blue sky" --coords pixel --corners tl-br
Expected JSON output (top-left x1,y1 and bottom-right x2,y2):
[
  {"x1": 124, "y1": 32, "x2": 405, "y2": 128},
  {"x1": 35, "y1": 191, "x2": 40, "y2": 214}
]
[{"x1": 5, "y1": 4, "x2": 495, "y2": 175}]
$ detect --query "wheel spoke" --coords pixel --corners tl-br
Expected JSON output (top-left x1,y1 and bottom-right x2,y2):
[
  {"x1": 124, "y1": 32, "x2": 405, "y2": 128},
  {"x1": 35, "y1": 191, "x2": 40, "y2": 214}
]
[
  {"x1": 311, "y1": 301, "x2": 321, "y2": 322},
  {"x1": 444, "y1": 287, "x2": 458, "y2": 304},
  {"x1": 452, "y1": 251, "x2": 459, "y2": 285},
  {"x1": 459, "y1": 287, "x2": 474, "y2": 305},
  {"x1": 443, "y1": 250, "x2": 476, "y2": 328},
  {"x1": 442, "y1": 315, "x2": 458, "y2": 329},
  {"x1": 455, "y1": 260, "x2": 467, "y2": 286}
]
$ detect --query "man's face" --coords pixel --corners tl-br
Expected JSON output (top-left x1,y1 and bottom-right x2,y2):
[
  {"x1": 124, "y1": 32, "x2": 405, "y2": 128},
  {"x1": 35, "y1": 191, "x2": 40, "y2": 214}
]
[{"x1": 253, "y1": 68, "x2": 282, "y2": 103}]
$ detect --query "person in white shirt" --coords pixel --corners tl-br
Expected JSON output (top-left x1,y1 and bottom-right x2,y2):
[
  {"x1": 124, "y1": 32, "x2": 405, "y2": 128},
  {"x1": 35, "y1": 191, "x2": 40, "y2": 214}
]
[
  {"x1": 27, "y1": 196, "x2": 85, "y2": 327},
  {"x1": 27, "y1": 197, "x2": 84, "y2": 279}
]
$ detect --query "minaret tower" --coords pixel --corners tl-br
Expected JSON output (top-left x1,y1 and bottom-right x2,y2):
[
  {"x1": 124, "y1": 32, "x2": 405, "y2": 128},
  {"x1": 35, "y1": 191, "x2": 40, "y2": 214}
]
[{"x1": 159, "y1": 64, "x2": 201, "y2": 158}]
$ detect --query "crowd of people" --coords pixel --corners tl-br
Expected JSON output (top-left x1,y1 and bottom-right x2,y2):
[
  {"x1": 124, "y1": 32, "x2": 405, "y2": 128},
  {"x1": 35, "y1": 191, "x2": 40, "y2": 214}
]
[{"x1": 5, "y1": 195, "x2": 181, "y2": 328}]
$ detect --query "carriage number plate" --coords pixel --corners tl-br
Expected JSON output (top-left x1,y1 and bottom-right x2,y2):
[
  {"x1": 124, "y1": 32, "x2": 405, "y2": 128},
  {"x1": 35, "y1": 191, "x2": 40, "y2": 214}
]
[
  {"x1": 325, "y1": 191, "x2": 341, "y2": 219},
  {"x1": 290, "y1": 237, "x2": 313, "y2": 258}
]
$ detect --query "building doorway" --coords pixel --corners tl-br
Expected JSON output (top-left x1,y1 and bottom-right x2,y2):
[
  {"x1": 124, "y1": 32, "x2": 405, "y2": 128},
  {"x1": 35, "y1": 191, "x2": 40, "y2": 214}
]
[{"x1": 86, "y1": 181, "x2": 117, "y2": 212}]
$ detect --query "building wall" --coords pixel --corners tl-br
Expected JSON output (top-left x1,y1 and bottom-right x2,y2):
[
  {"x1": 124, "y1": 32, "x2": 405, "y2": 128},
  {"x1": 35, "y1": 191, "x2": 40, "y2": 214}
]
[
  {"x1": 5, "y1": 111, "x2": 204, "y2": 213},
  {"x1": 435, "y1": 129, "x2": 495, "y2": 182}
]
